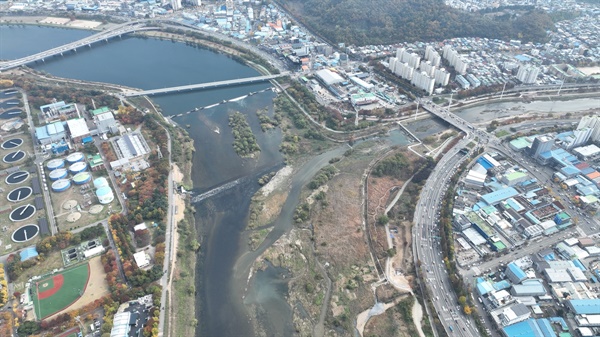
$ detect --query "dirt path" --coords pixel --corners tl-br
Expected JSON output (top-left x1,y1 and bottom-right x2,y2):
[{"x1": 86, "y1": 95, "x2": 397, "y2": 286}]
[
  {"x1": 46, "y1": 256, "x2": 110, "y2": 320},
  {"x1": 168, "y1": 164, "x2": 186, "y2": 336},
  {"x1": 412, "y1": 297, "x2": 426, "y2": 337}
]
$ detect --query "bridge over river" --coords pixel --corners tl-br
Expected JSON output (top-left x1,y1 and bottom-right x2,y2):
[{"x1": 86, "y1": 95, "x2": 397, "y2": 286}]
[
  {"x1": 121, "y1": 73, "x2": 289, "y2": 97},
  {"x1": 0, "y1": 21, "x2": 155, "y2": 72}
]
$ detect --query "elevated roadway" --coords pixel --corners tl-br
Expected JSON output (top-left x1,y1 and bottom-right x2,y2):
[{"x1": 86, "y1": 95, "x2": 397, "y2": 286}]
[
  {"x1": 0, "y1": 21, "x2": 155, "y2": 72},
  {"x1": 413, "y1": 100, "x2": 495, "y2": 336},
  {"x1": 122, "y1": 72, "x2": 289, "y2": 97}
]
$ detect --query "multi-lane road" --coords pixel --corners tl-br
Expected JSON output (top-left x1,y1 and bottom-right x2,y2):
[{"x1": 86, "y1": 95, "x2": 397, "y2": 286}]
[
  {"x1": 413, "y1": 132, "x2": 480, "y2": 336},
  {"x1": 414, "y1": 99, "x2": 600, "y2": 337}
]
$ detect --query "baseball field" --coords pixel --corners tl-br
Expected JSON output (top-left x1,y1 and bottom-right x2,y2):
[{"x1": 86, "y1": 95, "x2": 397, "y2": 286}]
[{"x1": 32, "y1": 263, "x2": 90, "y2": 319}]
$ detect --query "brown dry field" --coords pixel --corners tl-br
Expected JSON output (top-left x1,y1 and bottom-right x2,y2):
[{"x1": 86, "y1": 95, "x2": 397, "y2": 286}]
[
  {"x1": 45, "y1": 256, "x2": 109, "y2": 320},
  {"x1": 366, "y1": 150, "x2": 421, "y2": 270}
]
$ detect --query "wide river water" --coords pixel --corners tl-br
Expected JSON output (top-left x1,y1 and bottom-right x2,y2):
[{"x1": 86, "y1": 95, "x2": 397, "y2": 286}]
[{"x1": 2, "y1": 25, "x2": 598, "y2": 336}]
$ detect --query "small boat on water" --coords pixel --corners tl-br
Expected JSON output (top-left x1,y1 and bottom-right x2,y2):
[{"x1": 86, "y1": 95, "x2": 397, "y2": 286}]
[{"x1": 214, "y1": 127, "x2": 220, "y2": 134}]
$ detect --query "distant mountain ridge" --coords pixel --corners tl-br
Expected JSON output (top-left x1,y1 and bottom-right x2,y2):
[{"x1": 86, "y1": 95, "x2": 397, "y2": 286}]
[{"x1": 276, "y1": 0, "x2": 555, "y2": 46}]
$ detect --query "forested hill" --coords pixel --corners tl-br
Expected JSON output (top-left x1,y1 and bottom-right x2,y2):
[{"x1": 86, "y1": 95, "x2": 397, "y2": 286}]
[{"x1": 277, "y1": 0, "x2": 555, "y2": 45}]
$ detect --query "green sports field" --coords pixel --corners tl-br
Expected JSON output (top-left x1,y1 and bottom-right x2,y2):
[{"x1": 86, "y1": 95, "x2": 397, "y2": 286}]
[{"x1": 32, "y1": 263, "x2": 90, "y2": 319}]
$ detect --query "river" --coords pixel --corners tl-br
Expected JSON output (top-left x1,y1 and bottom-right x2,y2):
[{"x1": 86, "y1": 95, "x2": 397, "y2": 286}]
[
  {"x1": 3, "y1": 25, "x2": 599, "y2": 337},
  {"x1": 2, "y1": 25, "x2": 286, "y2": 336}
]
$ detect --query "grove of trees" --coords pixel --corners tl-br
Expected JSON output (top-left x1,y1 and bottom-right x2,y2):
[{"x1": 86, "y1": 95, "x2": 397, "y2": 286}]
[{"x1": 278, "y1": 0, "x2": 555, "y2": 45}]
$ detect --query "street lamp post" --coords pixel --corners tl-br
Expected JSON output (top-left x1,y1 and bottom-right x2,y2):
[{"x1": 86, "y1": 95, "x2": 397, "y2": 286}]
[
  {"x1": 557, "y1": 77, "x2": 566, "y2": 96},
  {"x1": 415, "y1": 100, "x2": 419, "y2": 120}
]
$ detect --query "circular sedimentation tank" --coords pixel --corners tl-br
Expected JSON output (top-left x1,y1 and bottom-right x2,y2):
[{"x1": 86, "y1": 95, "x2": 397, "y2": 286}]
[
  {"x1": 47, "y1": 158, "x2": 65, "y2": 171},
  {"x1": 66, "y1": 152, "x2": 84, "y2": 164},
  {"x1": 7, "y1": 186, "x2": 32, "y2": 202},
  {"x1": 11, "y1": 224, "x2": 40, "y2": 242},
  {"x1": 6, "y1": 171, "x2": 29, "y2": 184},
  {"x1": 96, "y1": 186, "x2": 114, "y2": 204},
  {"x1": 3, "y1": 150, "x2": 25, "y2": 163},
  {"x1": 49, "y1": 168, "x2": 68, "y2": 181},
  {"x1": 52, "y1": 179, "x2": 71, "y2": 192},
  {"x1": 93, "y1": 177, "x2": 109, "y2": 189},
  {"x1": 69, "y1": 161, "x2": 87, "y2": 174},
  {"x1": 9, "y1": 204, "x2": 36, "y2": 222},
  {"x1": 1, "y1": 138, "x2": 23, "y2": 149},
  {"x1": 73, "y1": 172, "x2": 92, "y2": 185}
]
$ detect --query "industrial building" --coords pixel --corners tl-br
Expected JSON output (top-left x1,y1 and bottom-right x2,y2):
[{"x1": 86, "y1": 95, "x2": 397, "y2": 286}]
[
  {"x1": 66, "y1": 118, "x2": 91, "y2": 144},
  {"x1": 510, "y1": 279, "x2": 546, "y2": 296},
  {"x1": 315, "y1": 69, "x2": 344, "y2": 86},
  {"x1": 35, "y1": 121, "x2": 66, "y2": 145},
  {"x1": 93, "y1": 108, "x2": 118, "y2": 134},
  {"x1": 505, "y1": 262, "x2": 527, "y2": 284},
  {"x1": 114, "y1": 133, "x2": 150, "y2": 160}
]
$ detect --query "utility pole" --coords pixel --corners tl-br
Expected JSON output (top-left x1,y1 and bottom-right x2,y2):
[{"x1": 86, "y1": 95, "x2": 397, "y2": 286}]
[
  {"x1": 500, "y1": 82, "x2": 507, "y2": 99},
  {"x1": 448, "y1": 92, "x2": 453, "y2": 112}
]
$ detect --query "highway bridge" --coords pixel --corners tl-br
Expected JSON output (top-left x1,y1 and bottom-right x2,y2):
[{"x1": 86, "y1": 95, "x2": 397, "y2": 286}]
[
  {"x1": 419, "y1": 99, "x2": 475, "y2": 135},
  {"x1": 121, "y1": 72, "x2": 290, "y2": 97},
  {"x1": 0, "y1": 21, "x2": 156, "y2": 72}
]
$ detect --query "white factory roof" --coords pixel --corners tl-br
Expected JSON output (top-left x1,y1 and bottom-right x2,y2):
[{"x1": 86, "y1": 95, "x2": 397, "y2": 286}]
[
  {"x1": 567, "y1": 267, "x2": 587, "y2": 281},
  {"x1": 564, "y1": 238, "x2": 579, "y2": 246},
  {"x1": 463, "y1": 227, "x2": 487, "y2": 245},
  {"x1": 544, "y1": 268, "x2": 572, "y2": 283},
  {"x1": 573, "y1": 144, "x2": 600, "y2": 157},
  {"x1": 538, "y1": 220, "x2": 557, "y2": 230},
  {"x1": 585, "y1": 246, "x2": 600, "y2": 255},
  {"x1": 564, "y1": 178, "x2": 579, "y2": 187},
  {"x1": 315, "y1": 69, "x2": 344, "y2": 85},
  {"x1": 97, "y1": 111, "x2": 115, "y2": 121},
  {"x1": 66, "y1": 118, "x2": 90, "y2": 138}
]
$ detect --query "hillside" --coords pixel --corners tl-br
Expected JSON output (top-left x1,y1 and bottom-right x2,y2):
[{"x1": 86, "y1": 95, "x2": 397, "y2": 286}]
[{"x1": 277, "y1": 0, "x2": 555, "y2": 45}]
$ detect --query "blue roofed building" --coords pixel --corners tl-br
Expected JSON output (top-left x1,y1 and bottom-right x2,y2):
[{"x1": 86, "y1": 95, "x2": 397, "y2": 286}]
[
  {"x1": 537, "y1": 319, "x2": 556, "y2": 337},
  {"x1": 494, "y1": 280, "x2": 511, "y2": 291},
  {"x1": 506, "y1": 262, "x2": 527, "y2": 284},
  {"x1": 502, "y1": 318, "x2": 557, "y2": 337},
  {"x1": 560, "y1": 166, "x2": 580, "y2": 178},
  {"x1": 572, "y1": 259, "x2": 586, "y2": 271},
  {"x1": 477, "y1": 157, "x2": 494, "y2": 170},
  {"x1": 35, "y1": 121, "x2": 66, "y2": 145},
  {"x1": 481, "y1": 187, "x2": 519, "y2": 206},
  {"x1": 476, "y1": 277, "x2": 495, "y2": 296},
  {"x1": 566, "y1": 299, "x2": 600, "y2": 315}
]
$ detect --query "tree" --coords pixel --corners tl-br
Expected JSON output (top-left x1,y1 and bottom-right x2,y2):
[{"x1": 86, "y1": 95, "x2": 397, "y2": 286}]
[
  {"x1": 463, "y1": 305, "x2": 472, "y2": 315},
  {"x1": 377, "y1": 215, "x2": 389, "y2": 226},
  {"x1": 458, "y1": 295, "x2": 467, "y2": 306},
  {"x1": 17, "y1": 321, "x2": 40, "y2": 335}
]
